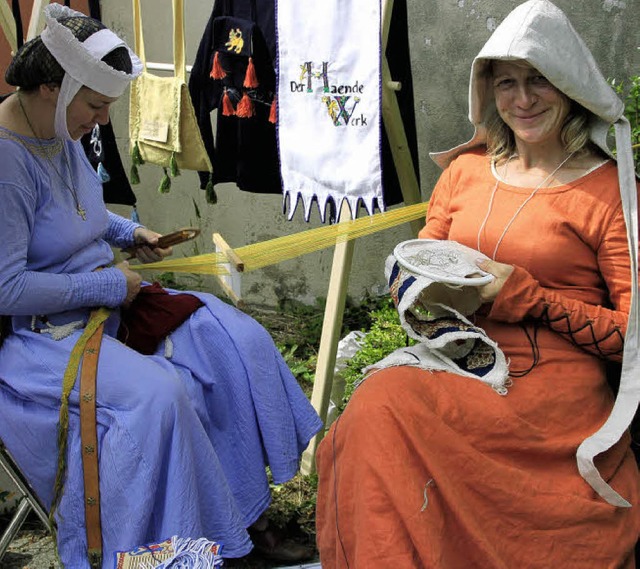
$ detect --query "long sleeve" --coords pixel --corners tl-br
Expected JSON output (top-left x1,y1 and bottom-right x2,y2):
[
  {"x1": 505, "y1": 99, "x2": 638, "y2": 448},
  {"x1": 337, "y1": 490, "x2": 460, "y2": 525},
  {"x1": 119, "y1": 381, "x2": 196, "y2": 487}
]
[
  {"x1": 0, "y1": 164, "x2": 127, "y2": 316},
  {"x1": 488, "y1": 208, "x2": 631, "y2": 362},
  {"x1": 104, "y1": 211, "x2": 141, "y2": 249},
  {"x1": 417, "y1": 155, "x2": 634, "y2": 363},
  {"x1": 419, "y1": 166, "x2": 453, "y2": 240}
]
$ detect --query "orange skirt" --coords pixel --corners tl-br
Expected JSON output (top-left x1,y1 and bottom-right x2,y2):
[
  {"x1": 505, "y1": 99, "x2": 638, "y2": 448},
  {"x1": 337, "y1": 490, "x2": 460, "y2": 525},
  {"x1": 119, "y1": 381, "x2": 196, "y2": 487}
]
[{"x1": 316, "y1": 366, "x2": 639, "y2": 569}]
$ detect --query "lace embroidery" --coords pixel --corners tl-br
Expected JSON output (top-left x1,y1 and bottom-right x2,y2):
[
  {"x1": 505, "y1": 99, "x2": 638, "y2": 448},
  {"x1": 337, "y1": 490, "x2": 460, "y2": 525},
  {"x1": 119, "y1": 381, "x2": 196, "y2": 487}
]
[
  {"x1": 466, "y1": 342, "x2": 496, "y2": 370},
  {"x1": 30, "y1": 315, "x2": 84, "y2": 341},
  {"x1": 405, "y1": 314, "x2": 476, "y2": 339},
  {"x1": 394, "y1": 239, "x2": 492, "y2": 285},
  {"x1": 0, "y1": 127, "x2": 63, "y2": 158}
]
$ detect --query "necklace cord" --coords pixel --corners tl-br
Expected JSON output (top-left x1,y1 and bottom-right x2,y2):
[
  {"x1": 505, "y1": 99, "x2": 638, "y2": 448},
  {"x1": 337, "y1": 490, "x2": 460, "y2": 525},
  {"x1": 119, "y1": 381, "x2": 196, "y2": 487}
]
[
  {"x1": 16, "y1": 93, "x2": 87, "y2": 220},
  {"x1": 477, "y1": 151, "x2": 576, "y2": 260}
]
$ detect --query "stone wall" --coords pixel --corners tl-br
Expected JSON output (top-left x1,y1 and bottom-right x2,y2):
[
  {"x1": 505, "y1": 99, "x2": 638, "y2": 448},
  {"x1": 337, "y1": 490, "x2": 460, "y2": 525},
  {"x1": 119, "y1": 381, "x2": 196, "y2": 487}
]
[{"x1": 99, "y1": 0, "x2": 639, "y2": 307}]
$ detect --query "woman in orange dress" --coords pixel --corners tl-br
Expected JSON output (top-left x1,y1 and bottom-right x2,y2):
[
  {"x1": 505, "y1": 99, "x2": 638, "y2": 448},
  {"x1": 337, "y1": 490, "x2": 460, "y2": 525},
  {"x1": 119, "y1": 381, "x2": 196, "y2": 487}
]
[{"x1": 315, "y1": 1, "x2": 640, "y2": 567}]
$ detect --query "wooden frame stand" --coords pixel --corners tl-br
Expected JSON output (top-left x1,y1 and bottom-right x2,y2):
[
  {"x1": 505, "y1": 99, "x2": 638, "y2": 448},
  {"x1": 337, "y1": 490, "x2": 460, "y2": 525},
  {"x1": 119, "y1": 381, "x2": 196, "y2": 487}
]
[
  {"x1": 212, "y1": 232, "x2": 245, "y2": 309},
  {"x1": 300, "y1": 0, "x2": 422, "y2": 475}
]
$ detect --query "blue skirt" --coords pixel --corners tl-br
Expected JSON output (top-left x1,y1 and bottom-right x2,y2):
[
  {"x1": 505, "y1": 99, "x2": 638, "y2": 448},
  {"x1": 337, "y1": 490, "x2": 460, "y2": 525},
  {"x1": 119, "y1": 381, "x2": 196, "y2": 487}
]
[{"x1": 0, "y1": 291, "x2": 322, "y2": 568}]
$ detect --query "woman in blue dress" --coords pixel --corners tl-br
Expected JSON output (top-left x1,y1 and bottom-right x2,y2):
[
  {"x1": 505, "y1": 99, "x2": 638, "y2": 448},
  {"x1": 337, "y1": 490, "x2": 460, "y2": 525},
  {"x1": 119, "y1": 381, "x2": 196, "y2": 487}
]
[{"x1": 0, "y1": 5, "x2": 322, "y2": 568}]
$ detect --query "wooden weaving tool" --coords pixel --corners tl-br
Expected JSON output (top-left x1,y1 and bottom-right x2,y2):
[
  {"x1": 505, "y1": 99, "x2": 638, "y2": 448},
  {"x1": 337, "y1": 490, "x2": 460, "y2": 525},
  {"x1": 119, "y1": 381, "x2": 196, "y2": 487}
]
[
  {"x1": 212, "y1": 232, "x2": 245, "y2": 308},
  {"x1": 121, "y1": 227, "x2": 200, "y2": 260}
]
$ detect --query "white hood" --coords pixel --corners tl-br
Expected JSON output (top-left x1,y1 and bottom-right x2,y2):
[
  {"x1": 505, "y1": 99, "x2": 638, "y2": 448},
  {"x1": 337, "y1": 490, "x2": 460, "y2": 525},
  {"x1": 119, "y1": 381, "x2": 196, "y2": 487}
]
[
  {"x1": 432, "y1": 0, "x2": 639, "y2": 508},
  {"x1": 431, "y1": 0, "x2": 627, "y2": 167}
]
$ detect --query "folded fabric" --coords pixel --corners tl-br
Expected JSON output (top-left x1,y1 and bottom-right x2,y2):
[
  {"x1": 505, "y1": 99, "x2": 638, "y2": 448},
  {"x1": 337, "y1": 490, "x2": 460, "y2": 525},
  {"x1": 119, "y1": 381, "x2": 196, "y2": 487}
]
[
  {"x1": 114, "y1": 536, "x2": 223, "y2": 568},
  {"x1": 117, "y1": 282, "x2": 203, "y2": 355},
  {"x1": 363, "y1": 241, "x2": 509, "y2": 393}
]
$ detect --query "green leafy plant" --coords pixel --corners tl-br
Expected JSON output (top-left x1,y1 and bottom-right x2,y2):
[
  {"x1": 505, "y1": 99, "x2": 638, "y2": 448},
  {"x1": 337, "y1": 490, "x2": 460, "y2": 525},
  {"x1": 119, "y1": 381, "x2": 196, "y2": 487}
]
[
  {"x1": 277, "y1": 343, "x2": 317, "y2": 394},
  {"x1": 609, "y1": 71, "x2": 640, "y2": 170},
  {"x1": 340, "y1": 296, "x2": 414, "y2": 407},
  {"x1": 267, "y1": 471, "x2": 319, "y2": 539}
]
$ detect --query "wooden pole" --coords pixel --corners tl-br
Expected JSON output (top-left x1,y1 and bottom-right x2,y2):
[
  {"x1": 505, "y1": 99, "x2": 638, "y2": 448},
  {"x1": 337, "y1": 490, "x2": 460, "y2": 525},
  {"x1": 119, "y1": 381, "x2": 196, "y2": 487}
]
[
  {"x1": 301, "y1": 0, "x2": 422, "y2": 474},
  {"x1": 27, "y1": 0, "x2": 50, "y2": 42},
  {"x1": 300, "y1": 201, "x2": 355, "y2": 474},
  {"x1": 212, "y1": 233, "x2": 245, "y2": 309},
  {"x1": 0, "y1": 0, "x2": 17, "y2": 54}
]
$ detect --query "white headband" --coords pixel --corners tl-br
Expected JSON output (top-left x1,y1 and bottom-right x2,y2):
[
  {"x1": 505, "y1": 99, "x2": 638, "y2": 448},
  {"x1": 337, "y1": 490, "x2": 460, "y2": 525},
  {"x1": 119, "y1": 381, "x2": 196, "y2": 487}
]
[{"x1": 40, "y1": 4, "x2": 142, "y2": 140}]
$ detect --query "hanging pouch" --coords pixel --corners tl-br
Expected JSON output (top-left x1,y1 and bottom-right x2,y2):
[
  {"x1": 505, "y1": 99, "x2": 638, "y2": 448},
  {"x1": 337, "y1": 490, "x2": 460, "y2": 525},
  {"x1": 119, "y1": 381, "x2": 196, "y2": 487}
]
[{"x1": 129, "y1": 0, "x2": 213, "y2": 194}]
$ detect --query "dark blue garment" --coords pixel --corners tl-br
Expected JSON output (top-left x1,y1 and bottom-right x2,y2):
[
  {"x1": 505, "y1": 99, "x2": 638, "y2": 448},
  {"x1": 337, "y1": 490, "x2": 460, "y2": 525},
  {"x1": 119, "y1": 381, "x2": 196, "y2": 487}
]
[{"x1": 188, "y1": 0, "x2": 420, "y2": 214}]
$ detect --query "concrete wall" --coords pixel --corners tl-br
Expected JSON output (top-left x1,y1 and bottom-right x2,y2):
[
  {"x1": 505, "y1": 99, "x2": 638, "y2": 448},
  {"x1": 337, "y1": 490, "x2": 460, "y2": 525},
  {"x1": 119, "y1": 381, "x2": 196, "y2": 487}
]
[{"x1": 102, "y1": 0, "x2": 639, "y2": 307}]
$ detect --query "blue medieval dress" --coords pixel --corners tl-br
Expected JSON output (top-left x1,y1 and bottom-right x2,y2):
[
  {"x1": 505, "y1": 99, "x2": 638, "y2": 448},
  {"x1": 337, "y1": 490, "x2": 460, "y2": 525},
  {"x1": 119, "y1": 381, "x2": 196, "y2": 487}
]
[{"x1": 0, "y1": 125, "x2": 323, "y2": 568}]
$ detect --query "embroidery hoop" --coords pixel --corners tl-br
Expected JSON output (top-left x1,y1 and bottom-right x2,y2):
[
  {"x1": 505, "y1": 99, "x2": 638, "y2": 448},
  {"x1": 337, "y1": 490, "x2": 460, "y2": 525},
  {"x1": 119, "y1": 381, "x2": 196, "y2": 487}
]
[{"x1": 393, "y1": 239, "x2": 494, "y2": 286}]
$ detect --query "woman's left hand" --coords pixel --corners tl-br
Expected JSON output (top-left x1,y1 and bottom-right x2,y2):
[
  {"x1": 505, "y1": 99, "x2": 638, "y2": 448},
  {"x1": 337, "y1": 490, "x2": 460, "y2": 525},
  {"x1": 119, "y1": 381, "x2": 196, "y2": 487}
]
[
  {"x1": 476, "y1": 258, "x2": 514, "y2": 303},
  {"x1": 132, "y1": 227, "x2": 173, "y2": 263}
]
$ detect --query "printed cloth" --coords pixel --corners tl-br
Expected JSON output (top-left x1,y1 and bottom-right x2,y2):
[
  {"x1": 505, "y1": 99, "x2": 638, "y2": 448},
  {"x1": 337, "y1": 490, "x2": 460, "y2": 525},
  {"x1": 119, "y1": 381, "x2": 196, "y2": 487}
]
[
  {"x1": 277, "y1": 0, "x2": 383, "y2": 221},
  {"x1": 363, "y1": 244, "x2": 509, "y2": 393},
  {"x1": 114, "y1": 537, "x2": 223, "y2": 568}
]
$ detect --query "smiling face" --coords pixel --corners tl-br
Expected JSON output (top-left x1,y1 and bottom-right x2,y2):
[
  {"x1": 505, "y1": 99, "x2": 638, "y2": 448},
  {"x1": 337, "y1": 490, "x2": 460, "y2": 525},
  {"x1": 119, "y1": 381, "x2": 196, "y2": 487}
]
[
  {"x1": 66, "y1": 87, "x2": 118, "y2": 140},
  {"x1": 492, "y1": 60, "x2": 571, "y2": 150}
]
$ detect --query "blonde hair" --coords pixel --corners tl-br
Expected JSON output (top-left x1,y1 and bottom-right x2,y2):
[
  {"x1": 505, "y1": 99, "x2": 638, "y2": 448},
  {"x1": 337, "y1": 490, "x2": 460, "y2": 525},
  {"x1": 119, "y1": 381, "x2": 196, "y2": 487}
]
[{"x1": 483, "y1": 60, "x2": 593, "y2": 161}]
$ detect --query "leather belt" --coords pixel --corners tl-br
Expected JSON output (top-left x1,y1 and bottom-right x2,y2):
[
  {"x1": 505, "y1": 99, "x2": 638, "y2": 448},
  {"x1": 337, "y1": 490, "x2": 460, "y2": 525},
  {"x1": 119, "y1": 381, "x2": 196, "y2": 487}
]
[{"x1": 79, "y1": 311, "x2": 105, "y2": 569}]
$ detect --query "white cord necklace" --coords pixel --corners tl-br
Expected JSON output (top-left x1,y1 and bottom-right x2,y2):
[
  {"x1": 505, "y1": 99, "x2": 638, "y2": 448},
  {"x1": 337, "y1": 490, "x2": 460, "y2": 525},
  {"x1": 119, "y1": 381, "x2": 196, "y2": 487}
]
[{"x1": 477, "y1": 151, "x2": 575, "y2": 260}]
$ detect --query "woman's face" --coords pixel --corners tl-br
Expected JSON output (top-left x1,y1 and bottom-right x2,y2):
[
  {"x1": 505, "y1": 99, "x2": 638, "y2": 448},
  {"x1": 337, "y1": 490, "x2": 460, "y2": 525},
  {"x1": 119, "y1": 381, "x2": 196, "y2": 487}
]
[
  {"x1": 492, "y1": 60, "x2": 571, "y2": 148},
  {"x1": 66, "y1": 87, "x2": 118, "y2": 140}
]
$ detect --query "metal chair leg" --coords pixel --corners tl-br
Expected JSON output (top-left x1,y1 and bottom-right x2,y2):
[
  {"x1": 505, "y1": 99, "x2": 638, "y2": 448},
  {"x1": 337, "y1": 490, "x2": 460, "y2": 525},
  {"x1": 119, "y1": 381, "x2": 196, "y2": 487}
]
[{"x1": 0, "y1": 441, "x2": 51, "y2": 562}]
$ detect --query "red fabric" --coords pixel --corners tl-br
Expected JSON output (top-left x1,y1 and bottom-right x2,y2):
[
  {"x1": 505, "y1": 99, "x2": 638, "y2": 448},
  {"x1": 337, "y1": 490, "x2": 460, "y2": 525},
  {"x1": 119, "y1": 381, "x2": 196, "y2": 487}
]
[
  {"x1": 268, "y1": 96, "x2": 277, "y2": 124},
  {"x1": 243, "y1": 57, "x2": 259, "y2": 88},
  {"x1": 117, "y1": 282, "x2": 203, "y2": 355},
  {"x1": 235, "y1": 92, "x2": 254, "y2": 118},
  {"x1": 222, "y1": 90, "x2": 235, "y2": 116}
]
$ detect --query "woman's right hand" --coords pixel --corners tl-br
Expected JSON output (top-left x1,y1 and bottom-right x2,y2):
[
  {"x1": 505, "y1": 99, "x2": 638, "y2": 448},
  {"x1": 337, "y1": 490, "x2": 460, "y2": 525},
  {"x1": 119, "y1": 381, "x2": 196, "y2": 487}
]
[{"x1": 115, "y1": 261, "x2": 142, "y2": 307}]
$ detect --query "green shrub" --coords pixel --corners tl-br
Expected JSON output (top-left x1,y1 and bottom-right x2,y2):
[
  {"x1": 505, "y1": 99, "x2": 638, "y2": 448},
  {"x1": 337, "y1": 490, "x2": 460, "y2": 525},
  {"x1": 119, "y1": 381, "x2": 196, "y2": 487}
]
[
  {"x1": 340, "y1": 296, "x2": 414, "y2": 408},
  {"x1": 610, "y1": 72, "x2": 640, "y2": 171}
]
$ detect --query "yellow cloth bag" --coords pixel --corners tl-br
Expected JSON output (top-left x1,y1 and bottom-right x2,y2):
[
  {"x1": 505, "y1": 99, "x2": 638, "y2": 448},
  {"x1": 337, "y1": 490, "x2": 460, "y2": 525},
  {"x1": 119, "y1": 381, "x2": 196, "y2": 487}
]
[{"x1": 129, "y1": 0, "x2": 214, "y2": 199}]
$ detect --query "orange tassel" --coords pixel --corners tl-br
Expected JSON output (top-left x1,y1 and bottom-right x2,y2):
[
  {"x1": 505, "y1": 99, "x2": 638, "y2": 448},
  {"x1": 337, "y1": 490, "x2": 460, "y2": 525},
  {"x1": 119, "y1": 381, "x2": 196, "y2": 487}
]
[
  {"x1": 243, "y1": 57, "x2": 259, "y2": 88},
  {"x1": 222, "y1": 90, "x2": 235, "y2": 116},
  {"x1": 235, "y1": 92, "x2": 254, "y2": 118},
  {"x1": 210, "y1": 52, "x2": 226, "y2": 80},
  {"x1": 269, "y1": 96, "x2": 277, "y2": 124}
]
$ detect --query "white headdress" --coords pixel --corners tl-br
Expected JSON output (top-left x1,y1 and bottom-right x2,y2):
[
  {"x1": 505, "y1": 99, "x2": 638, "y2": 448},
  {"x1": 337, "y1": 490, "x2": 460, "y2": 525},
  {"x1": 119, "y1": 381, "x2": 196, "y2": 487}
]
[
  {"x1": 431, "y1": 0, "x2": 638, "y2": 508},
  {"x1": 40, "y1": 4, "x2": 143, "y2": 140}
]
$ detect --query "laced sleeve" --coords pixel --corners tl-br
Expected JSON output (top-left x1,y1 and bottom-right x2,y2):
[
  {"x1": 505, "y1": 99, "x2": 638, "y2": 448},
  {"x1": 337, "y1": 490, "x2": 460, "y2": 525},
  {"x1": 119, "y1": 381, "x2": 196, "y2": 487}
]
[{"x1": 488, "y1": 208, "x2": 631, "y2": 362}]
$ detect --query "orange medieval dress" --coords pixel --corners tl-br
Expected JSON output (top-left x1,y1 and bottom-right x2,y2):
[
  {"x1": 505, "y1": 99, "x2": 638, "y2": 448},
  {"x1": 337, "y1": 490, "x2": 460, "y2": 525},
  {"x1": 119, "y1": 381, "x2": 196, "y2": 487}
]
[{"x1": 316, "y1": 149, "x2": 640, "y2": 568}]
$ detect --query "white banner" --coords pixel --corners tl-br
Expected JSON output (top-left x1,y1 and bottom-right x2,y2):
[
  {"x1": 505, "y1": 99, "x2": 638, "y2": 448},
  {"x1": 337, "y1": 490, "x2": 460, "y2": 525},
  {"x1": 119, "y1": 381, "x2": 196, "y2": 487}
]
[{"x1": 277, "y1": 0, "x2": 383, "y2": 221}]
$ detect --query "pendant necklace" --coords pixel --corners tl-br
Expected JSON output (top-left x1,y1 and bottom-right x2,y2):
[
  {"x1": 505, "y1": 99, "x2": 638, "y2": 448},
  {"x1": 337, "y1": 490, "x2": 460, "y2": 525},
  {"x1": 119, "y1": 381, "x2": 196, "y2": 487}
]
[
  {"x1": 17, "y1": 93, "x2": 87, "y2": 221},
  {"x1": 477, "y1": 151, "x2": 575, "y2": 259}
]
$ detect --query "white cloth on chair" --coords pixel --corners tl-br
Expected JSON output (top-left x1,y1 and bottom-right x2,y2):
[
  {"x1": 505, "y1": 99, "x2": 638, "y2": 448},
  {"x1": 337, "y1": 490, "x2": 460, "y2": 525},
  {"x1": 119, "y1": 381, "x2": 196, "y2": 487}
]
[{"x1": 362, "y1": 241, "x2": 510, "y2": 394}]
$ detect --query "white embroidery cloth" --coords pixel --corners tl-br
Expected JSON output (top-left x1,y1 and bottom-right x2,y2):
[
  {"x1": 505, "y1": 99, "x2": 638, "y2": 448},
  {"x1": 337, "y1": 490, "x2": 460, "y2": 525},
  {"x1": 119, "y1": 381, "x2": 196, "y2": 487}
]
[
  {"x1": 429, "y1": 0, "x2": 638, "y2": 507},
  {"x1": 363, "y1": 242, "x2": 509, "y2": 394},
  {"x1": 276, "y1": 0, "x2": 383, "y2": 222}
]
